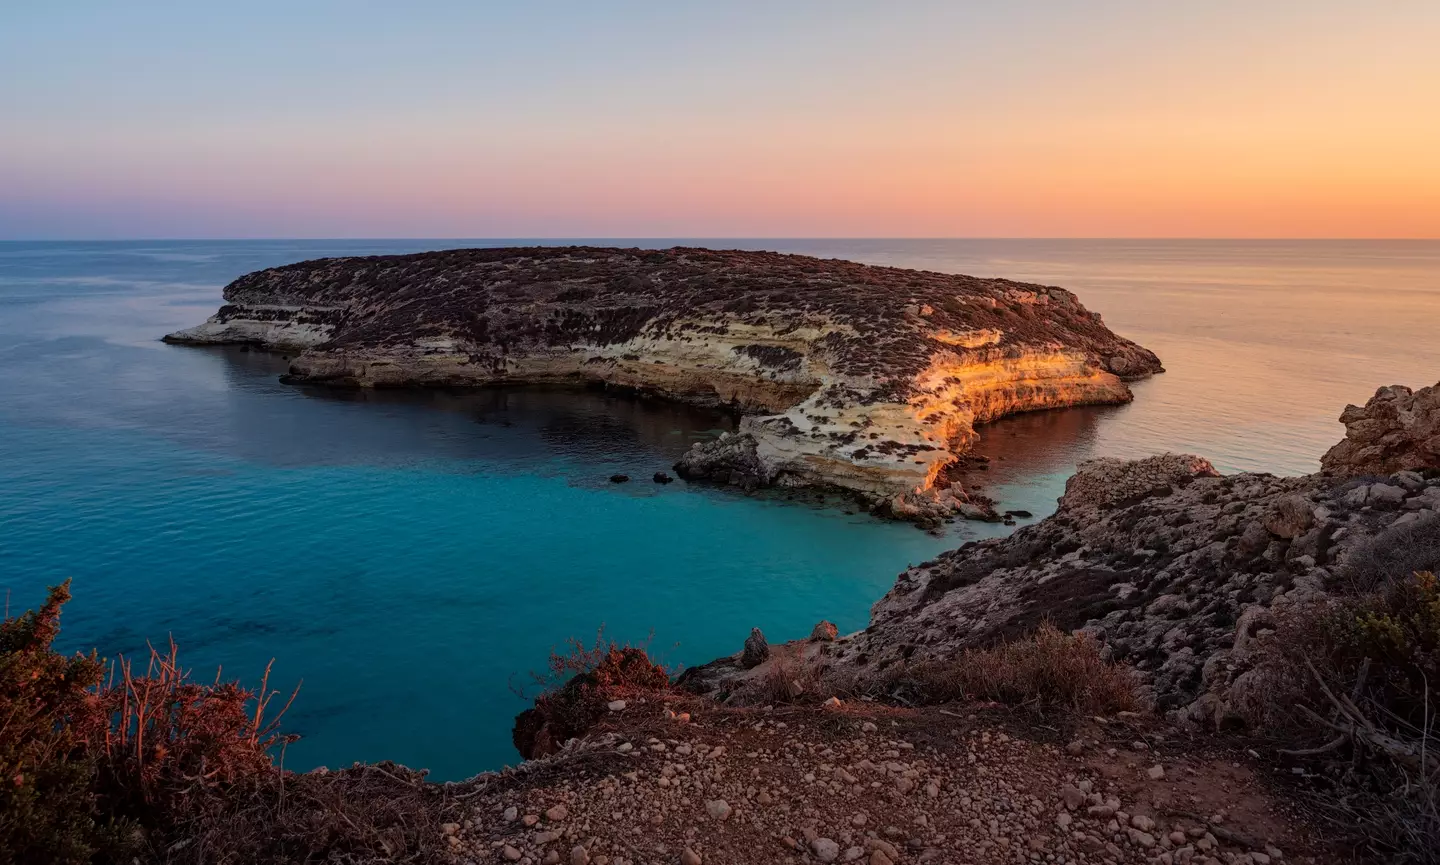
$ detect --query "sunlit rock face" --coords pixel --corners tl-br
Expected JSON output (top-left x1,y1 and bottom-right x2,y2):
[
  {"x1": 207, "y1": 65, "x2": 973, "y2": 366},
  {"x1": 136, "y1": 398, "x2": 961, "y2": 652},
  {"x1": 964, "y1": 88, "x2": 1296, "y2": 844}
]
[
  {"x1": 165, "y1": 246, "x2": 1161, "y2": 516},
  {"x1": 1320, "y1": 381, "x2": 1440, "y2": 477}
]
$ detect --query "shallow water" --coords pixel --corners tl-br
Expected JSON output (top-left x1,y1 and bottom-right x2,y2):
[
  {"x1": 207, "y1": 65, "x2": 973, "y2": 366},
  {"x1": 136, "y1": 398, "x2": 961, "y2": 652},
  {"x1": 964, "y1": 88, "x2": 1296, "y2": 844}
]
[{"x1": 2, "y1": 239, "x2": 1437, "y2": 779}]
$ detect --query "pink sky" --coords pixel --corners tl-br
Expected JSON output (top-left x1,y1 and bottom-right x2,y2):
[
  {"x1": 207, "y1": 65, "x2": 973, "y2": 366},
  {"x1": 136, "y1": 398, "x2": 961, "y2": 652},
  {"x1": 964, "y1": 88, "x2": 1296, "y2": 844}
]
[{"x1": 3, "y1": 2, "x2": 1438, "y2": 238}]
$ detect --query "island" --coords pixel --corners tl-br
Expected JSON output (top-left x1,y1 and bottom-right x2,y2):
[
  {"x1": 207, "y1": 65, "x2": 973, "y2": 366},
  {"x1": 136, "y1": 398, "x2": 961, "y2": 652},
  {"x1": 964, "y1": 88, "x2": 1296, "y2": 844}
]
[{"x1": 166, "y1": 246, "x2": 1162, "y2": 524}]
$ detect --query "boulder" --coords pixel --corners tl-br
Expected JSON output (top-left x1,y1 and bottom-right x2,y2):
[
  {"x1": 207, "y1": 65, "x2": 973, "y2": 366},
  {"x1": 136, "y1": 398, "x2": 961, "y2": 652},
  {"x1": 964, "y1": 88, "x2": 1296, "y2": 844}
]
[
  {"x1": 1321, "y1": 381, "x2": 1440, "y2": 476},
  {"x1": 810, "y1": 620, "x2": 839, "y2": 641},
  {"x1": 741, "y1": 627, "x2": 770, "y2": 669},
  {"x1": 1262, "y1": 494, "x2": 1315, "y2": 539},
  {"x1": 1059, "y1": 454, "x2": 1219, "y2": 512}
]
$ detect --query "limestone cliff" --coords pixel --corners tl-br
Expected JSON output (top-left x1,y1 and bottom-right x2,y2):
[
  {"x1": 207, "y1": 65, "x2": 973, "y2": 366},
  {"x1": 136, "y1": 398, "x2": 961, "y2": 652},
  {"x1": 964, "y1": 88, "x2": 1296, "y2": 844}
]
[{"x1": 165, "y1": 246, "x2": 1161, "y2": 518}]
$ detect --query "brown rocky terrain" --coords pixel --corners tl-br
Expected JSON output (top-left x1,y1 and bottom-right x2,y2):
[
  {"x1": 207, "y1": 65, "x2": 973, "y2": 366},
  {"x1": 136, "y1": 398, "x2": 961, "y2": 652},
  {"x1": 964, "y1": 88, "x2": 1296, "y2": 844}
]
[
  {"x1": 465, "y1": 381, "x2": 1438, "y2": 865},
  {"x1": 444, "y1": 697, "x2": 1325, "y2": 865},
  {"x1": 164, "y1": 246, "x2": 1161, "y2": 522}
]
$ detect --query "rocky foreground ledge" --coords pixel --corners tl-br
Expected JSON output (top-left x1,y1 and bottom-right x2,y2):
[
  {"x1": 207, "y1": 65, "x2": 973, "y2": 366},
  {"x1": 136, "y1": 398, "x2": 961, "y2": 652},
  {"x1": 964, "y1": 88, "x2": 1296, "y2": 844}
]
[{"x1": 165, "y1": 246, "x2": 1161, "y2": 522}]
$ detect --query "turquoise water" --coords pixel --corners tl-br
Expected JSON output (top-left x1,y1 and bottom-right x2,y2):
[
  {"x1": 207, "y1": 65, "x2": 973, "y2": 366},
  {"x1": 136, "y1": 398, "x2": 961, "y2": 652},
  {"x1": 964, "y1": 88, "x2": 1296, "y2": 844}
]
[{"x1": 3, "y1": 239, "x2": 1438, "y2": 780}]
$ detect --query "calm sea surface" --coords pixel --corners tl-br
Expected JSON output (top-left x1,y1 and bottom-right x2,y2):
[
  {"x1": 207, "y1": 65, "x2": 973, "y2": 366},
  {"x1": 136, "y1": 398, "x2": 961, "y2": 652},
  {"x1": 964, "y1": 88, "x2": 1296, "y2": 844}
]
[{"x1": 2, "y1": 239, "x2": 1437, "y2": 779}]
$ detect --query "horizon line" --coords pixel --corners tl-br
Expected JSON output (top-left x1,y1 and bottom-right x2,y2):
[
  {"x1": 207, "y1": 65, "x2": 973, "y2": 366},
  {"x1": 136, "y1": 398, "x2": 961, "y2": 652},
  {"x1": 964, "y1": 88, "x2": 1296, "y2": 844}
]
[{"x1": 4, "y1": 236, "x2": 1440, "y2": 243}]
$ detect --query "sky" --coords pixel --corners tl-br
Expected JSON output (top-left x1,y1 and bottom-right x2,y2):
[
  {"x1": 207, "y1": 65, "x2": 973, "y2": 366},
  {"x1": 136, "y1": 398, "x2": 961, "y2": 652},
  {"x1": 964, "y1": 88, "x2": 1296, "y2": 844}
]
[{"x1": 2, "y1": 1, "x2": 1438, "y2": 239}]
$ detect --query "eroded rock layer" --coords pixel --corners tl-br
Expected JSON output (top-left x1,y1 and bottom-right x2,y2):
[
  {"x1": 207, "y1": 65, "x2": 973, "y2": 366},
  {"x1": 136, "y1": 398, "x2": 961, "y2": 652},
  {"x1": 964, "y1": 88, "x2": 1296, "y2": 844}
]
[{"x1": 166, "y1": 246, "x2": 1161, "y2": 516}]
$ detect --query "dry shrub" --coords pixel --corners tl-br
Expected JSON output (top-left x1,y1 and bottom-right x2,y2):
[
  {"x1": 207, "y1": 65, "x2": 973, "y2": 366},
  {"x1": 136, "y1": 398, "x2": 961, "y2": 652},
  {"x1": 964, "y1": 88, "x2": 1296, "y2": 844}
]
[
  {"x1": 0, "y1": 580, "x2": 118, "y2": 864},
  {"x1": 733, "y1": 647, "x2": 829, "y2": 706},
  {"x1": 1340, "y1": 512, "x2": 1440, "y2": 594},
  {"x1": 863, "y1": 624, "x2": 1141, "y2": 715},
  {"x1": 1, "y1": 582, "x2": 455, "y2": 865},
  {"x1": 166, "y1": 761, "x2": 452, "y2": 864},
  {"x1": 95, "y1": 640, "x2": 299, "y2": 841},
  {"x1": 1259, "y1": 571, "x2": 1440, "y2": 864},
  {"x1": 512, "y1": 629, "x2": 672, "y2": 759}
]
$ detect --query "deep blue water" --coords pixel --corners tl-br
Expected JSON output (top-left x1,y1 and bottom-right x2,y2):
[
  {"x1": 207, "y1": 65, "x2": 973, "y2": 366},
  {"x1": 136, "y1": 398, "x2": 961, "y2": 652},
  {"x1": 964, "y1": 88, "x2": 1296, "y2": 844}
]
[{"x1": 3, "y1": 239, "x2": 1438, "y2": 780}]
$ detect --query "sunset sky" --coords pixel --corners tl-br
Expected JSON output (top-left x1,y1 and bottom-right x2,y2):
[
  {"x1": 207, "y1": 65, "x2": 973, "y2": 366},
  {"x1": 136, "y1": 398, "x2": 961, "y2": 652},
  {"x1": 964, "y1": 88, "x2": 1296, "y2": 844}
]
[{"x1": 3, "y1": 1, "x2": 1438, "y2": 239}]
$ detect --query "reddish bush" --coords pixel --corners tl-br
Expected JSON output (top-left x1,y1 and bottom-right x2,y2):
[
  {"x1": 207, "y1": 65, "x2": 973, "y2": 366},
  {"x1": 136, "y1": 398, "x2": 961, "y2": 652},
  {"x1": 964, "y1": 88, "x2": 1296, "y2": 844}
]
[
  {"x1": 0, "y1": 581, "x2": 297, "y2": 864},
  {"x1": 96, "y1": 640, "x2": 298, "y2": 831},
  {"x1": 513, "y1": 630, "x2": 671, "y2": 759}
]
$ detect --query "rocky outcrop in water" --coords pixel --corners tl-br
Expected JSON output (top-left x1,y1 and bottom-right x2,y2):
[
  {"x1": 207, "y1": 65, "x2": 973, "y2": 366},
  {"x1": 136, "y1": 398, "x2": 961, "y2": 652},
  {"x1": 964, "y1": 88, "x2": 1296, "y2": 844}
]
[
  {"x1": 684, "y1": 381, "x2": 1440, "y2": 729},
  {"x1": 165, "y1": 246, "x2": 1161, "y2": 519},
  {"x1": 1321, "y1": 381, "x2": 1440, "y2": 476}
]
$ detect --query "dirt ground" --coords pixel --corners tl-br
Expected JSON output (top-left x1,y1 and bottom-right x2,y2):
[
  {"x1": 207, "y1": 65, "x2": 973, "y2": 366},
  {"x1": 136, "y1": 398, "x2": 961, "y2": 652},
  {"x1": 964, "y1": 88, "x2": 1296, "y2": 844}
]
[{"x1": 437, "y1": 697, "x2": 1333, "y2": 865}]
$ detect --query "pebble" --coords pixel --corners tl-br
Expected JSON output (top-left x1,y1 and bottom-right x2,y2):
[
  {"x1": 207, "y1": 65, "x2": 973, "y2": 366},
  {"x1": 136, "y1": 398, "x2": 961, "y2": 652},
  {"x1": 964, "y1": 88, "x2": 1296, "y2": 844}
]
[
  {"x1": 680, "y1": 848, "x2": 702, "y2": 865},
  {"x1": 1147, "y1": 765, "x2": 1166, "y2": 780},
  {"x1": 705, "y1": 799, "x2": 733, "y2": 821},
  {"x1": 811, "y1": 837, "x2": 840, "y2": 863},
  {"x1": 1060, "y1": 784, "x2": 1085, "y2": 810},
  {"x1": 546, "y1": 804, "x2": 569, "y2": 822},
  {"x1": 502, "y1": 845, "x2": 522, "y2": 862}
]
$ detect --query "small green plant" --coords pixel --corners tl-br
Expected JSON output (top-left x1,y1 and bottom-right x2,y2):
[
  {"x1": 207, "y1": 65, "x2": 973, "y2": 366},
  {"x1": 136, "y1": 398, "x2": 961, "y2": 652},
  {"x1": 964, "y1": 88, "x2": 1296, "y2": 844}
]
[
  {"x1": 1260, "y1": 572, "x2": 1440, "y2": 864},
  {"x1": 1318, "y1": 571, "x2": 1440, "y2": 736}
]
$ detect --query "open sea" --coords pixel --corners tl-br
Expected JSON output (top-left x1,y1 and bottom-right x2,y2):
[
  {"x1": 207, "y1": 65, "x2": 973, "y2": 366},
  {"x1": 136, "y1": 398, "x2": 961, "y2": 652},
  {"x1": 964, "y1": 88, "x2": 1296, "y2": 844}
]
[{"x1": 2, "y1": 239, "x2": 1438, "y2": 780}]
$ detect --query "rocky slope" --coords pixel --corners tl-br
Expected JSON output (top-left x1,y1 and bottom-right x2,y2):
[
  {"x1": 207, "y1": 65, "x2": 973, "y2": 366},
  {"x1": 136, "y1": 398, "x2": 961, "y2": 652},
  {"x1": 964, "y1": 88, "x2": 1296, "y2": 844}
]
[
  {"x1": 165, "y1": 246, "x2": 1161, "y2": 520},
  {"x1": 449, "y1": 698, "x2": 1322, "y2": 865},
  {"x1": 682, "y1": 381, "x2": 1440, "y2": 728}
]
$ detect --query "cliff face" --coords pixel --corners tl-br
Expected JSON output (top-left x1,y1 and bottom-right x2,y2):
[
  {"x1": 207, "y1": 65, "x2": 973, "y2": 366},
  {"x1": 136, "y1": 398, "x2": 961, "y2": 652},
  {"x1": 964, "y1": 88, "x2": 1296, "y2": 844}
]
[{"x1": 165, "y1": 246, "x2": 1161, "y2": 517}]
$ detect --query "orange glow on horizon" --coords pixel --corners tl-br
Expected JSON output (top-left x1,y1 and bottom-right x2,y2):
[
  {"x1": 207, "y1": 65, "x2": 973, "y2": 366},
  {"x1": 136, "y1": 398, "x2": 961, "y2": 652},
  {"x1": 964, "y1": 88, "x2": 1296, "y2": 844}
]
[{"x1": 4, "y1": 2, "x2": 1438, "y2": 238}]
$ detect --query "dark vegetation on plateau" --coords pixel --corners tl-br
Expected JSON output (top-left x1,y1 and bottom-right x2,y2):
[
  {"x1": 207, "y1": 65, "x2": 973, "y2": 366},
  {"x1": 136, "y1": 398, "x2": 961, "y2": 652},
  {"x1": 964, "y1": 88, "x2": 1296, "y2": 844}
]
[{"x1": 212, "y1": 246, "x2": 1161, "y2": 391}]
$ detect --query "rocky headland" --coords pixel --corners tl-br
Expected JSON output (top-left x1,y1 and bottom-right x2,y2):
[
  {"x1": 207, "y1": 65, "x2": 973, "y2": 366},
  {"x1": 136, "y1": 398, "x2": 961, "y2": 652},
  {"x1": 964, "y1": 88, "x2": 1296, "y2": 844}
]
[
  {"x1": 681, "y1": 381, "x2": 1440, "y2": 735},
  {"x1": 165, "y1": 246, "x2": 1161, "y2": 523}
]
